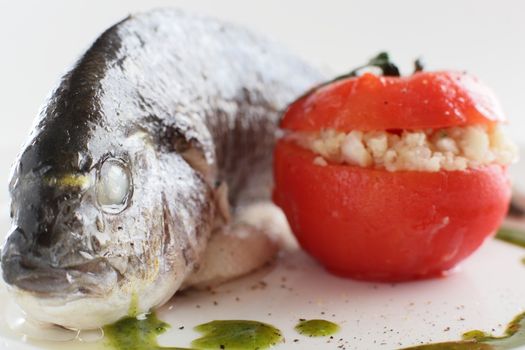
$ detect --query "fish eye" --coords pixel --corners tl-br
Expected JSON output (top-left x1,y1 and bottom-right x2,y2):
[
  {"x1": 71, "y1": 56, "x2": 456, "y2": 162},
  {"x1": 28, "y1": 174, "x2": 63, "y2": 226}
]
[{"x1": 96, "y1": 157, "x2": 132, "y2": 214}]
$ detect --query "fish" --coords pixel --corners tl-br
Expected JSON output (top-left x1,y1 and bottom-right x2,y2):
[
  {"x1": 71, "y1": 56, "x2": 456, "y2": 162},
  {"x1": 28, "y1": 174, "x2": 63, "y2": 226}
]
[{"x1": 1, "y1": 9, "x2": 323, "y2": 329}]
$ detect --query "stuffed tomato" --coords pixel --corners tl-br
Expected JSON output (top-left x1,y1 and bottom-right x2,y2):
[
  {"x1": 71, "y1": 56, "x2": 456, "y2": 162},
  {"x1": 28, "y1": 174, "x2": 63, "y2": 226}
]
[{"x1": 273, "y1": 55, "x2": 517, "y2": 282}]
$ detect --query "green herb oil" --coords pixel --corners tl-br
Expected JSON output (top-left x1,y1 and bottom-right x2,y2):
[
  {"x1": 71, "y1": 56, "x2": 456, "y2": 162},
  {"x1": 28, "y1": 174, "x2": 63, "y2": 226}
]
[
  {"x1": 104, "y1": 314, "x2": 282, "y2": 350},
  {"x1": 191, "y1": 320, "x2": 283, "y2": 350},
  {"x1": 401, "y1": 311, "x2": 525, "y2": 349},
  {"x1": 294, "y1": 319, "x2": 340, "y2": 337},
  {"x1": 496, "y1": 227, "x2": 525, "y2": 248},
  {"x1": 103, "y1": 313, "x2": 188, "y2": 350}
]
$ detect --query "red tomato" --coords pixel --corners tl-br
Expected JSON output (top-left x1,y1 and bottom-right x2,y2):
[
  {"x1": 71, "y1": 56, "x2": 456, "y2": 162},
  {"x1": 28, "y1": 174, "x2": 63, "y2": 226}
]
[
  {"x1": 281, "y1": 72, "x2": 505, "y2": 132},
  {"x1": 273, "y1": 142, "x2": 511, "y2": 281}
]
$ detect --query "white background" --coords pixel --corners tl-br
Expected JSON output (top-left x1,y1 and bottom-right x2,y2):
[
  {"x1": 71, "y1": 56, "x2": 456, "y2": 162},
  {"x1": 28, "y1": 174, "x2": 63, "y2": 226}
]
[{"x1": 0, "y1": 0, "x2": 524, "y2": 207}]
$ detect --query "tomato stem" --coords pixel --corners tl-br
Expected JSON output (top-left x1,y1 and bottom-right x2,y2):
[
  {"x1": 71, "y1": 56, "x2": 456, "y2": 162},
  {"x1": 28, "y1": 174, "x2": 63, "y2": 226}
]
[
  {"x1": 414, "y1": 57, "x2": 425, "y2": 73},
  {"x1": 290, "y1": 52, "x2": 425, "y2": 104},
  {"x1": 342, "y1": 52, "x2": 401, "y2": 79},
  {"x1": 317, "y1": 52, "x2": 405, "y2": 89}
]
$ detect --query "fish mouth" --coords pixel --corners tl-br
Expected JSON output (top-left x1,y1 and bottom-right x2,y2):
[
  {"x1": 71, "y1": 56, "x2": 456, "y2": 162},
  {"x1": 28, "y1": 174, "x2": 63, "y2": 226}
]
[
  {"x1": 2, "y1": 254, "x2": 118, "y2": 297},
  {"x1": 2, "y1": 254, "x2": 71, "y2": 294},
  {"x1": 1, "y1": 229, "x2": 118, "y2": 297},
  {"x1": 2, "y1": 231, "x2": 130, "y2": 330}
]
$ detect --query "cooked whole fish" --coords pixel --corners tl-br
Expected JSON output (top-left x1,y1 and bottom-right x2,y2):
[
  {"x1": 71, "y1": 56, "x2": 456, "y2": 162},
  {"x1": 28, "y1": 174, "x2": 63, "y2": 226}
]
[{"x1": 1, "y1": 9, "x2": 322, "y2": 329}]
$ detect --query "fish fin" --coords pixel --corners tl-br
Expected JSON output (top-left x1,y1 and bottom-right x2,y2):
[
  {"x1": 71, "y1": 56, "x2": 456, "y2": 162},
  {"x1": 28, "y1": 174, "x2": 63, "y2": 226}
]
[
  {"x1": 178, "y1": 147, "x2": 215, "y2": 185},
  {"x1": 162, "y1": 123, "x2": 231, "y2": 224},
  {"x1": 157, "y1": 117, "x2": 217, "y2": 187},
  {"x1": 214, "y1": 181, "x2": 231, "y2": 223},
  {"x1": 182, "y1": 202, "x2": 294, "y2": 289}
]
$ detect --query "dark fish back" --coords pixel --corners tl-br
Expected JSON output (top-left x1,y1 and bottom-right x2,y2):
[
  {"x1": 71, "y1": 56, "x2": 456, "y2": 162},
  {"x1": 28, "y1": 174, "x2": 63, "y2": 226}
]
[
  {"x1": 25, "y1": 8, "x2": 323, "y2": 213},
  {"x1": 80, "y1": 9, "x2": 324, "y2": 205}
]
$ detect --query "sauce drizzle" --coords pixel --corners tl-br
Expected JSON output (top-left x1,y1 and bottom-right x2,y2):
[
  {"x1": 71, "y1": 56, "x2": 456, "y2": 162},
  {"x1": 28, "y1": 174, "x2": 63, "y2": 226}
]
[
  {"x1": 104, "y1": 314, "x2": 282, "y2": 350},
  {"x1": 496, "y1": 227, "x2": 525, "y2": 248},
  {"x1": 191, "y1": 320, "x2": 283, "y2": 350},
  {"x1": 294, "y1": 319, "x2": 340, "y2": 337},
  {"x1": 401, "y1": 312, "x2": 525, "y2": 349},
  {"x1": 104, "y1": 313, "x2": 188, "y2": 350}
]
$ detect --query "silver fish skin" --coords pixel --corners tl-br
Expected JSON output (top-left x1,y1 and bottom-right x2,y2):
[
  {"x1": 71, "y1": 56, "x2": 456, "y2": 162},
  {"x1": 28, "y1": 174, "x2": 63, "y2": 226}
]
[{"x1": 1, "y1": 9, "x2": 323, "y2": 329}]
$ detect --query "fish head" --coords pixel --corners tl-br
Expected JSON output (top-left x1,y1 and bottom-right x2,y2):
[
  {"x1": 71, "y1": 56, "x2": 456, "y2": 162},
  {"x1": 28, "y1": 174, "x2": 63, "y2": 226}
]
[
  {"x1": 1, "y1": 117, "x2": 210, "y2": 328},
  {"x1": 3, "y1": 148, "x2": 128, "y2": 296}
]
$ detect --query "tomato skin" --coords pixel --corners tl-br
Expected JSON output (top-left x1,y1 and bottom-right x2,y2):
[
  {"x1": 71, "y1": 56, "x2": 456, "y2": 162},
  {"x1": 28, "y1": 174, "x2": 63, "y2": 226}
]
[
  {"x1": 273, "y1": 141, "x2": 511, "y2": 281},
  {"x1": 281, "y1": 72, "x2": 505, "y2": 132}
]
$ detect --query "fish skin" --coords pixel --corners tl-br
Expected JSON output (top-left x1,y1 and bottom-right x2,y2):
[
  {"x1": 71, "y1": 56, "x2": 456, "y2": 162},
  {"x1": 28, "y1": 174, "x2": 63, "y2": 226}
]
[{"x1": 1, "y1": 9, "x2": 323, "y2": 329}]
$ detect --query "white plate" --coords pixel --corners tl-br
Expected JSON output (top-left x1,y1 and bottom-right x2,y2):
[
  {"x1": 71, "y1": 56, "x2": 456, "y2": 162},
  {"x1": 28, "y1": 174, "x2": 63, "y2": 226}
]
[{"x1": 0, "y1": 155, "x2": 523, "y2": 350}]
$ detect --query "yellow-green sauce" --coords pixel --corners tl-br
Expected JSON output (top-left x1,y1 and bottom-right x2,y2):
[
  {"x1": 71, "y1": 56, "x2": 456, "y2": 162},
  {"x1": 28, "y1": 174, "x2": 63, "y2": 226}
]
[
  {"x1": 294, "y1": 319, "x2": 340, "y2": 337},
  {"x1": 191, "y1": 320, "x2": 283, "y2": 350},
  {"x1": 496, "y1": 227, "x2": 525, "y2": 248},
  {"x1": 103, "y1": 313, "x2": 189, "y2": 350},
  {"x1": 401, "y1": 312, "x2": 525, "y2": 349},
  {"x1": 104, "y1": 313, "x2": 282, "y2": 350}
]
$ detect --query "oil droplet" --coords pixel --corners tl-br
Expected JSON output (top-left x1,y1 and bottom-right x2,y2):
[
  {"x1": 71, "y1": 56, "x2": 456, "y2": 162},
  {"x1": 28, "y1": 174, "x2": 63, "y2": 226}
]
[
  {"x1": 294, "y1": 319, "x2": 340, "y2": 337},
  {"x1": 191, "y1": 320, "x2": 283, "y2": 350}
]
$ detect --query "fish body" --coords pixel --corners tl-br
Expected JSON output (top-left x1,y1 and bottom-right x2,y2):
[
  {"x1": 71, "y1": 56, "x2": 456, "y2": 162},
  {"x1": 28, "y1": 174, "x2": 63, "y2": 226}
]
[{"x1": 1, "y1": 9, "x2": 322, "y2": 329}]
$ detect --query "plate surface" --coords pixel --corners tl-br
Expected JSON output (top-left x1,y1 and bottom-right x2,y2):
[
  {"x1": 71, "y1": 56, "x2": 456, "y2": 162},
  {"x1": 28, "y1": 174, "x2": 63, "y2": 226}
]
[
  {"x1": 0, "y1": 227, "x2": 524, "y2": 349},
  {"x1": 0, "y1": 157, "x2": 523, "y2": 350}
]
